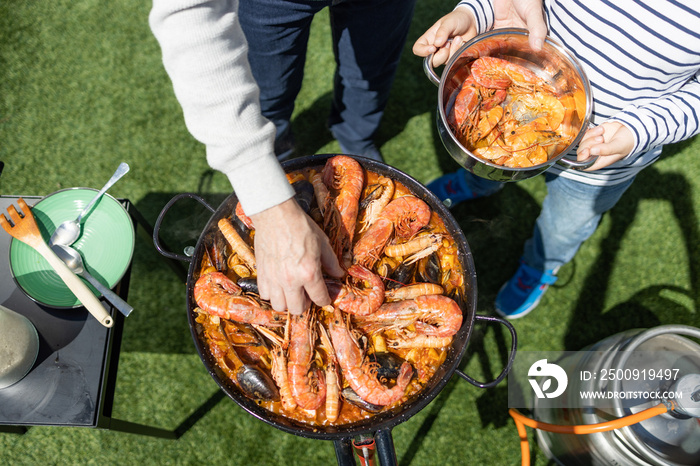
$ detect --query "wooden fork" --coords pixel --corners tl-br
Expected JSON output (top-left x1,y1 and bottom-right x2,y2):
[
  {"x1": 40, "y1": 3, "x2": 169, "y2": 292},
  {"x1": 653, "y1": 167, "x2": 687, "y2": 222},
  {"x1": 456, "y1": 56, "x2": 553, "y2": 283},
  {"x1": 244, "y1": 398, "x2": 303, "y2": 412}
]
[{"x1": 0, "y1": 198, "x2": 114, "y2": 328}]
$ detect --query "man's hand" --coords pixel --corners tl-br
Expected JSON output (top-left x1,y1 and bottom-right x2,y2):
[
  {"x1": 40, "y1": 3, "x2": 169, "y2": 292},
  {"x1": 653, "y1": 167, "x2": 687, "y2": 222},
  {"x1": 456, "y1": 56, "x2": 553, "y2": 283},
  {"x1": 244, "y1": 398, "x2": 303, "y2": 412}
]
[
  {"x1": 576, "y1": 122, "x2": 635, "y2": 171},
  {"x1": 250, "y1": 198, "x2": 344, "y2": 315}
]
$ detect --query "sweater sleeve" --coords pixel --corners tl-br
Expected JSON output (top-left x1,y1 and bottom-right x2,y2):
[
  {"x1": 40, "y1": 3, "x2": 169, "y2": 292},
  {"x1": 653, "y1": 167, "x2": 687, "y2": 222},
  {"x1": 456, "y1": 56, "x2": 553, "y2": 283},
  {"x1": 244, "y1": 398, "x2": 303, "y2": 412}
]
[{"x1": 149, "y1": 0, "x2": 294, "y2": 216}]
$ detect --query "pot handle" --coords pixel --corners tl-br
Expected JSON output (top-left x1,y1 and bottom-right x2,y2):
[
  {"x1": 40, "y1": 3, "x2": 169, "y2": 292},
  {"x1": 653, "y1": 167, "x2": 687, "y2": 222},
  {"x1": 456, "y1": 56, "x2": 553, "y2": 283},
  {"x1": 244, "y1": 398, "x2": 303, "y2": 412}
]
[
  {"x1": 556, "y1": 154, "x2": 598, "y2": 171},
  {"x1": 555, "y1": 122, "x2": 599, "y2": 170},
  {"x1": 152, "y1": 193, "x2": 216, "y2": 262},
  {"x1": 423, "y1": 54, "x2": 441, "y2": 87},
  {"x1": 455, "y1": 314, "x2": 518, "y2": 389}
]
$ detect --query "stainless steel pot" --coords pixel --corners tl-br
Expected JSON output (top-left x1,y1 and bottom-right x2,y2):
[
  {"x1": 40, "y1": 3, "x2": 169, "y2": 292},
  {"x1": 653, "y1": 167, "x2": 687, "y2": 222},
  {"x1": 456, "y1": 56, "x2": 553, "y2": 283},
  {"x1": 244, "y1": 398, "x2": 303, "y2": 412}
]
[{"x1": 424, "y1": 28, "x2": 595, "y2": 182}]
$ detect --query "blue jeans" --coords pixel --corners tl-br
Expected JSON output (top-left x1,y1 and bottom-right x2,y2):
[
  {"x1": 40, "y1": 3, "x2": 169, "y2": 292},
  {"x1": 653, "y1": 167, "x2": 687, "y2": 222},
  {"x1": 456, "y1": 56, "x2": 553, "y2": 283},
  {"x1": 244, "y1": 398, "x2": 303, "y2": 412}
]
[
  {"x1": 467, "y1": 171, "x2": 635, "y2": 272},
  {"x1": 238, "y1": 0, "x2": 416, "y2": 154}
]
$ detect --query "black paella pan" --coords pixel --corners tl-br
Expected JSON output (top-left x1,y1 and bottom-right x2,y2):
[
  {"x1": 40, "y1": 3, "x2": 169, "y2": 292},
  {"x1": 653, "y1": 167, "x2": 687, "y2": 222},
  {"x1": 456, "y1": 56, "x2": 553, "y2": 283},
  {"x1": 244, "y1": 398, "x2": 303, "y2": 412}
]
[{"x1": 153, "y1": 154, "x2": 517, "y2": 464}]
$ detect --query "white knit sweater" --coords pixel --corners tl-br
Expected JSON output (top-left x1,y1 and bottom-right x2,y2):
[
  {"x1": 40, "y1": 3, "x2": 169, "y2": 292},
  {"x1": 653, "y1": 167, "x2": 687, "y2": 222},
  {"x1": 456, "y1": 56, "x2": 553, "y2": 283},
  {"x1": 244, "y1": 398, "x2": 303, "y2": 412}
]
[{"x1": 149, "y1": 0, "x2": 295, "y2": 216}]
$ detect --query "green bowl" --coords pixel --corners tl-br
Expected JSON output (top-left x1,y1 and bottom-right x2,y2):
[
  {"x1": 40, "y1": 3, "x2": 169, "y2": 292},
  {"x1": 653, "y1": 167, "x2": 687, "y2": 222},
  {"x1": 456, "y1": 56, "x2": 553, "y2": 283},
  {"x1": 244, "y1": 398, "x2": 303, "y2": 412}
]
[{"x1": 9, "y1": 188, "x2": 135, "y2": 309}]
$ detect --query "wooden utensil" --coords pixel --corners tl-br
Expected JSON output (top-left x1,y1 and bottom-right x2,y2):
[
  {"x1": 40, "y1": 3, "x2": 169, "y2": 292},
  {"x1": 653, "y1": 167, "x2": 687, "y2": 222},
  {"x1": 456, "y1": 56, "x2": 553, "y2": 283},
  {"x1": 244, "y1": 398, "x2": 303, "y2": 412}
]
[{"x1": 0, "y1": 198, "x2": 114, "y2": 328}]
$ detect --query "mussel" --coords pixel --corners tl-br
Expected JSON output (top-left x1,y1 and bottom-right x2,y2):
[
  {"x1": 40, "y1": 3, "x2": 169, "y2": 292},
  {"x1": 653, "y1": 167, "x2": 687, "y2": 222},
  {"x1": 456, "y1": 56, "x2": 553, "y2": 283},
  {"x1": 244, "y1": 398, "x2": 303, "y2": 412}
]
[
  {"x1": 386, "y1": 260, "x2": 417, "y2": 290},
  {"x1": 341, "y1": 387, "x2": 383, "y2": 413},
  {"x1": 293, "y1": 179, "x2": 315, "y2": 214},
  {"x1": 359, "y1": 184, "x2": 383, "y2": 211},
  {"x1": 369, "y1": 351, "x2": 406, "y2": 382},
  {"x1": 236, "y1": 365, "x2": 280, "y2": 401},
  {"x1": 205, "y1": 231, "x2": 229, "y2": 272},
  {"x1": 230, "y1": 212, "x2": 252, "y2": 241},
  {"x1": 416, "y1": 251, "x2": 441, "y2": 284},
  {"x1": 237, "y1": 277, "x2": 259, "y2": 295},
  {"x1": 219, "y1": 322, "x2": 279, "y2": 401}
]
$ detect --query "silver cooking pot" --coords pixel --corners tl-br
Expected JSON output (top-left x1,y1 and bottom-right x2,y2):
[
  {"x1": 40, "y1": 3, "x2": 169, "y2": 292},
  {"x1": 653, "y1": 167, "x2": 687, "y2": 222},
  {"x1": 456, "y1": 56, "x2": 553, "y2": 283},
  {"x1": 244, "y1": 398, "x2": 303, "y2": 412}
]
[{"x1": 424, "y1": 28, "x2": 595, "y2": 182}]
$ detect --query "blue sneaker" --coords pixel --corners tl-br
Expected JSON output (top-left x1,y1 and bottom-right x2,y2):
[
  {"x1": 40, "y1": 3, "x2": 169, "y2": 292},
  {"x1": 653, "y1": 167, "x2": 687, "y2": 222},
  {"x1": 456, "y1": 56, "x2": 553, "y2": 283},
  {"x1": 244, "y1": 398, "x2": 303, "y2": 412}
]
[
  {"x1": 427, "y1": 169, "x2": 484, "y2": 207},
  {"x1": 495, "y1": 259, "x2": 558, "y2": 319}
]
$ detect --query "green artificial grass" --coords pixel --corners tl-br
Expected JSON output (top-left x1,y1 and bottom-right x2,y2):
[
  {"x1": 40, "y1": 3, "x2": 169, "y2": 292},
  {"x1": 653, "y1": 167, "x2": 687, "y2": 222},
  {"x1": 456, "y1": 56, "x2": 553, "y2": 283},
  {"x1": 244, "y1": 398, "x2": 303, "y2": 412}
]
[{"x1": 1, "y1": 1, "x2": 698, "y2": 465}]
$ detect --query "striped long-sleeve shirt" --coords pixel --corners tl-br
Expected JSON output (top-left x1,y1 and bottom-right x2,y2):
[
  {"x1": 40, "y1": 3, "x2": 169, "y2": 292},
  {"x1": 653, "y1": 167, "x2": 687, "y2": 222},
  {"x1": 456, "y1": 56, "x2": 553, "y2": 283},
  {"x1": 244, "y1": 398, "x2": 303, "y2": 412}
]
[{"x1": 457, "y1": 0, "x2": 700, "y2": 186}]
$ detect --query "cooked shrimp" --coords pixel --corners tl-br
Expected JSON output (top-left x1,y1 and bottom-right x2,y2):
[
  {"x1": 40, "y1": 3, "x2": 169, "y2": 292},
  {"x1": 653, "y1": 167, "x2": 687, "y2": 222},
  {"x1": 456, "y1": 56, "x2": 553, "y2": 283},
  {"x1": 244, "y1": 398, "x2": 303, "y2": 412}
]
[
  {"x1": 287, "y1": 310, "x2": 326, "y2": 410},
  {"x1": 353, "y1": 294, "x2": 462, "y2": 338},
  {"x1": 194, "y1": 272, "x2": 285, "y2": 327},
  {"x1": 218, "y1": 218, "x2": 256, "y2": 272},
  {"x1": 328, "y1": 308, "x2": 413, "y2": 407},
  {"x1": 326, "y1": 264, "x2": 385, "y2": 316}
]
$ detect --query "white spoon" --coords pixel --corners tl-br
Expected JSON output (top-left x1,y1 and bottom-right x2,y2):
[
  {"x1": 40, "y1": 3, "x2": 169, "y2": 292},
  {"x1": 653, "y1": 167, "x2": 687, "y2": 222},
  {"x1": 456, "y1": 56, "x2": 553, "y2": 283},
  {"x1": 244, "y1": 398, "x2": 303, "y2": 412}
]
[{"x1": 49, "y1": 162, "x2": 130, "y2": 247}]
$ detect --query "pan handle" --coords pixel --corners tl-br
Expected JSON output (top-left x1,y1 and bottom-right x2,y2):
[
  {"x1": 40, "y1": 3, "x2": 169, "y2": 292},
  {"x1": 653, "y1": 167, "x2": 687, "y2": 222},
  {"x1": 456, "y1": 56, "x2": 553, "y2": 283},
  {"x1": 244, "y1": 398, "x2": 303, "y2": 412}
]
[
  {"x1": 152, "y1": 193, "x2": 216, "y2": 262},
  {"x1": 455, "y1": 314, "x2": 517, "y2": 389}
]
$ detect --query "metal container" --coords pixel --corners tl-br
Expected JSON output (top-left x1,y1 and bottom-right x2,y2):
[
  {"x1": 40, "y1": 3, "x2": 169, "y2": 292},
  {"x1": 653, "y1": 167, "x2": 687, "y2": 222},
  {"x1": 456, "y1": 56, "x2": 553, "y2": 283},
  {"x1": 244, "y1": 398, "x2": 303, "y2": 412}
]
[
  {"x1": 424, "y1": 28, "x2": 595, "y2": 182},
  {"x1": 534, "y1": 325, "x2": 700, "y2": 465}
]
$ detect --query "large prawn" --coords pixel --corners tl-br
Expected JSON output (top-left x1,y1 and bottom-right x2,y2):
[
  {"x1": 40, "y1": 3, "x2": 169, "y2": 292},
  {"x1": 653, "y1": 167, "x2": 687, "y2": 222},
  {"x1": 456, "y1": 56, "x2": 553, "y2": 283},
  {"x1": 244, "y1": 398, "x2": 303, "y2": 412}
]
[
  {"x1": 254, "y1": 325, "x2": 298, "y2": 412},
  {"x1": 327, "y1": 308, "x2": 413, "y2": 407},
  {"x1": 287, "y1": 309, "x2": 326, "y2": 410},
  {"x1": 194, "y1": 272, "x2": 286, "y2": 327},
  {"x1": 325, "y1": 264, "x2": 385, "y2": 316},
  {"x1": 323, "y1": 155, "x2": 364, "y2": 262},
  {"x1": 451, "y1": 75, "x2": 507, "y2": 144},
  {"x1": 358, "y1": 176, "x2": 394, "y2": 233},
  {"x1": 353, "y1": 294, "x2": 463, "y2": 339},
  {"x1": 471, "y1": 56, "x2": 555, "y2": 93},
  {"x1": 353, "y1": 196, "x2": 431, "y2": 269}
]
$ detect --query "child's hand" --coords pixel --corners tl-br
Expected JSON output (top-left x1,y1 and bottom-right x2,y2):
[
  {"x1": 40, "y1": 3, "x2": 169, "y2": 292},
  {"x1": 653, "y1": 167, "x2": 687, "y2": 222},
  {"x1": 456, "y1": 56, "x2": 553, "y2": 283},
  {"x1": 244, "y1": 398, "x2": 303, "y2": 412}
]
[
  {"x1": 576, "y1": 122, "x2": 635, "y2": 171},
  {"x1": 412, "y1": 8, "x2": 477, "y2": 67},
  {"x1": 493, "y1": 0, "x2": 547, "y2": 51}
]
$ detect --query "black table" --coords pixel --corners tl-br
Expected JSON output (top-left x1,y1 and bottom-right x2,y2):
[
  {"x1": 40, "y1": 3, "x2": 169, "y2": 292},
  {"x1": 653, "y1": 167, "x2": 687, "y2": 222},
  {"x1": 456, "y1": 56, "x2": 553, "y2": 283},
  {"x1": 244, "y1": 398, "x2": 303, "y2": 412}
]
[{"x1": 0, "y1": 195, "x2": 187, "y2": 438}]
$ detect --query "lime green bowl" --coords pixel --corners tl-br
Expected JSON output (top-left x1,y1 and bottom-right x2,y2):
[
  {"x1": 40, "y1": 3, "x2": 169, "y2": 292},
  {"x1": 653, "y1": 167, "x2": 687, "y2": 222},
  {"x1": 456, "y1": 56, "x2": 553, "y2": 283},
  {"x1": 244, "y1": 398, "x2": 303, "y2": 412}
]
[{"x1": 9, "y1": 188, "x2": 135, "y2": 308}]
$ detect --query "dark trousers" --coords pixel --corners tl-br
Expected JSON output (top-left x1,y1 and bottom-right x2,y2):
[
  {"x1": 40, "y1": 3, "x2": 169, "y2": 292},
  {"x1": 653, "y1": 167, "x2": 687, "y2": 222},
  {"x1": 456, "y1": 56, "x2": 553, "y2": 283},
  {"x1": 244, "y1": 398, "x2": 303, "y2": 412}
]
[{"x1": 239, "y1": 0, "x2": 416, "y2": 153}]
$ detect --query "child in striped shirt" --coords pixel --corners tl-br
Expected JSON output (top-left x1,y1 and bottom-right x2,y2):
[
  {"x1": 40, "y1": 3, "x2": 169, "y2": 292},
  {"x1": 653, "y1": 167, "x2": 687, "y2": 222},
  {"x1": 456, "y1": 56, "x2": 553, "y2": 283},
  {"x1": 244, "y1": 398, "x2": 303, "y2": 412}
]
[{"x1": 413, "y1": 0, "x2": 700, "y2": 319}]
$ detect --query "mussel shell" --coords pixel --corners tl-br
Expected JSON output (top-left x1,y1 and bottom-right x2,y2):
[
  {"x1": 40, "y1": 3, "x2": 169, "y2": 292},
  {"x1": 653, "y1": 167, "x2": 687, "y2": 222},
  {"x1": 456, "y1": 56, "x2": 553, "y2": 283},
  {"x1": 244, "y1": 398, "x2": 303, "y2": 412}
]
[
  {"x1": 231, "y1": 214, "x2": 252, "y2": 241},
  {"x1": 370, "y1": 351, "x2": 405, "y2": 382},
  {"x1": 417, "y1": 251, "x2": 441, "y2": 285},
  {"x1": 205, "y1": 231, "x2": 229, "y2": 272},
  {"x1": 237, "y1": 277, "x2": 259, "y2": 294},
  {"x1": 293, "y1": 180, "x2": 315, "y2": 213},
  {"x1": 386, "y1": 260, "x2": 416, "y2": 290},
  {"x1": 236, "y1": 365, "x2": 280, "y2": 401},
  {"x1": 448, "y1": 286, "x2": 467, "y2": 310},
  {"x1": 359, "y1": 184, "x2": 382, "y2": 210},
  {"x1": 341, "y1": 387, "x2": 383, "y2": 413}
]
